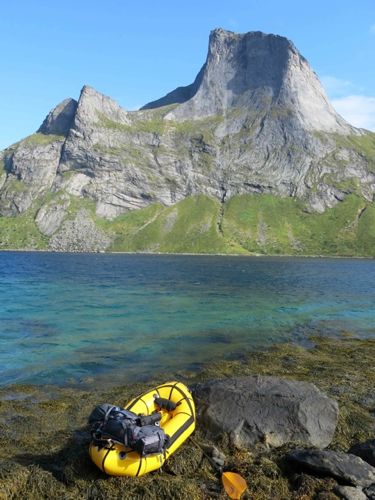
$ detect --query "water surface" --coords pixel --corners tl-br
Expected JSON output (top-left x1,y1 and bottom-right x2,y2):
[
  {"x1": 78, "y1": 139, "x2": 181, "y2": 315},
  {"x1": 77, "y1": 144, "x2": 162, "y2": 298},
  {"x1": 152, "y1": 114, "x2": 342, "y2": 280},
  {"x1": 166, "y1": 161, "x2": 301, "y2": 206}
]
[{"x1": 0, "y1": 252, "x2": 374, "y2": 387}]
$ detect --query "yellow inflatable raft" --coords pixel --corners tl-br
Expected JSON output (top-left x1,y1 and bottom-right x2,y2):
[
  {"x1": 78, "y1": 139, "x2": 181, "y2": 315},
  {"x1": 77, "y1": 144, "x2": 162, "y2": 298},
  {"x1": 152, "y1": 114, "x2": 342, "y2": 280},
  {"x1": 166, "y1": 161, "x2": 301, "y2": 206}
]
[{"x1": 89, "y1": 381, "x2": 195, "y2": 477}]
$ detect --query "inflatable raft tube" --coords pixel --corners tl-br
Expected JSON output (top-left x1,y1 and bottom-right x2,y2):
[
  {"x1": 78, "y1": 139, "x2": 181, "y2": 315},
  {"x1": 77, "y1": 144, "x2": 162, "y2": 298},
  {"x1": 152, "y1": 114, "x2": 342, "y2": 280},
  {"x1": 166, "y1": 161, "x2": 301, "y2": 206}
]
[{"x1": 89, "y1": 381, "x2": 196, "y2": 477}]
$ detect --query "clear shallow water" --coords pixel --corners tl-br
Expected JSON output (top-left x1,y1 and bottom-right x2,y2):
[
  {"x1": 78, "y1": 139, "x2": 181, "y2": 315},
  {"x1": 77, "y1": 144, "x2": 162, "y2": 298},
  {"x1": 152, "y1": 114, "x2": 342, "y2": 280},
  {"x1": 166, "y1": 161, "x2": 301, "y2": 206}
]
[{"x1": 0, "y1": 252, "x2": 374, "y2": 387}]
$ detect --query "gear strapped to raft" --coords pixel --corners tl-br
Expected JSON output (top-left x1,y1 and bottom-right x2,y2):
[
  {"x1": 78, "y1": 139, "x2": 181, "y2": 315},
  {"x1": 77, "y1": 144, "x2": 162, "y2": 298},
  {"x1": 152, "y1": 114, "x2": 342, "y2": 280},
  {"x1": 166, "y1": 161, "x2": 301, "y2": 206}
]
[{"x1": 88, "y1": 397, "x2": 178, "y2": 457}]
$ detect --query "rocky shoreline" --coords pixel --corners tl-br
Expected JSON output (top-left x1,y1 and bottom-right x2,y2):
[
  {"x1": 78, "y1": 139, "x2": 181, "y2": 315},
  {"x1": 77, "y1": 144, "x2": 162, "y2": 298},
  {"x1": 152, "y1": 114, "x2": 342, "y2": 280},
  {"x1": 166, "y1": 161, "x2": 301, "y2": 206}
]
[
  {"x1": 1, "y1": 249, "x2": 374, "y2": 260},
  {"x1": 0, "y1": 335, "x2": 374, "y2": 499}
]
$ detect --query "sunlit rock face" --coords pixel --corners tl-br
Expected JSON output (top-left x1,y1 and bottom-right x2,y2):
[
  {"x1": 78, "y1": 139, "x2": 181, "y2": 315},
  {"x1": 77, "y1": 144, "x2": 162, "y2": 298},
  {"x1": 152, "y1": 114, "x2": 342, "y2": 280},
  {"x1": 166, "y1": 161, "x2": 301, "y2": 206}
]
[{"x1": 1, "y1": 28, "x2": 374, "y2": 249}]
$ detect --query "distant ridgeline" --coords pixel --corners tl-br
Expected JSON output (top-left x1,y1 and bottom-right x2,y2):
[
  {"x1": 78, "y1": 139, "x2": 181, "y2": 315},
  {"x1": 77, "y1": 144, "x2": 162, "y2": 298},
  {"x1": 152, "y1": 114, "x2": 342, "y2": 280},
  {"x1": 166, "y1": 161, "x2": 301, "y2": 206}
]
[{"x1": 1, "y1": 29, "x2": 375, "y2": 255}]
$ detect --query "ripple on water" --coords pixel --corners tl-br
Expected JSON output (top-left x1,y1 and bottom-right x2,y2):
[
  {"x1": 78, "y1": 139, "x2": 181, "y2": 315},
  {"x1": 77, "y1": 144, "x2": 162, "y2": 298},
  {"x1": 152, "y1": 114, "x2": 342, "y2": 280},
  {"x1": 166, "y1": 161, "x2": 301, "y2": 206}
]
[{"x1": 0, "y1": 252, "x2": 374, "y2": 387}]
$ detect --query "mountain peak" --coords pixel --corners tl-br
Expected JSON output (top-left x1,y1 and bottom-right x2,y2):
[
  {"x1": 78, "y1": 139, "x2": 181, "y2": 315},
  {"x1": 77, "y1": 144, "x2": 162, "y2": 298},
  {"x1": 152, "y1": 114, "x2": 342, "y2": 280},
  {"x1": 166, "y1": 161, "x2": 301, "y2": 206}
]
[
  {"x1": 38, "y1": 98, "x2": 77, "y2": 136},
  {"x1": 144, "y1": 28, "x2": 352, "y2": 133},
  {"x1": 72, "y1": 85, "x2": 130, "y2": 132}
]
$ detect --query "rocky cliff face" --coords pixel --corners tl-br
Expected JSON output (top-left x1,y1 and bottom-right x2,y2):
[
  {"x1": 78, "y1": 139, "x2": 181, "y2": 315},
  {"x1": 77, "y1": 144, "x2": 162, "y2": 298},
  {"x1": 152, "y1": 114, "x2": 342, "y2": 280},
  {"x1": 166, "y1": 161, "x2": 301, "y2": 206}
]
[
  {"x1": 1, "y1": 28, "x2": 375, "y2": 251},
  {"x1": 147, "y1": 29, "x2": 351, "y2": 133}
]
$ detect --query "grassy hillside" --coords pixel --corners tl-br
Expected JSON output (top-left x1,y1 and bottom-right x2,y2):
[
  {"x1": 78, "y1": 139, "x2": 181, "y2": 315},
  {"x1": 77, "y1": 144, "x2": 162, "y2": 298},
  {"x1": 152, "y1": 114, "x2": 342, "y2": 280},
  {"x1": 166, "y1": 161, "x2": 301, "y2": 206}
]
[
  {"x1": 0, "y1": 210, "x2": 48, "y2": 249},
  {"x1": 1, "y1": 193, "x2": 375, "y2": 256},
  {"x1": 98, "y1": 195, "x2": 242, "y2": 254},
  {"x1": 223, "y1": 194, "x2": 372, "y2": 256}
]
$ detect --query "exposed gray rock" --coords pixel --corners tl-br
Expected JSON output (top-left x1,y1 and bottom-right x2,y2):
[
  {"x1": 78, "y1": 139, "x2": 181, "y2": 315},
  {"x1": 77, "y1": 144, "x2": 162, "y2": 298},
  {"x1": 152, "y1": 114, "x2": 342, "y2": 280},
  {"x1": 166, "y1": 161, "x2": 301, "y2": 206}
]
[
  {"x1": 0, "y1": 136, "x2": 64, "y2": 215},
  {"x1": 141, "y1": 66, "x2": 205, "y2": 110},
  {"x1": 38, "y1": 98, "x2": 77, "y2": 136},
  {"x1": 349, "y1": 440, "x2": 375, "y2": 468},
  {"x1": 161, "y1": 29, "x2": 353, "y2": 134},
  {"x1": 71, "y1": 85, "x2": 130, "y2": 134},
  {"x1": 334, "y1": 485, "x2": 367, "y2": 500},
  {"x1": 0, "y1": 172, "x2": 6, "y2": 191},
  {"x1": 286, "y1": 449, "x2": 375, "y2": 487},
  {"x1": 49, "y1": 209, "x2": 112, "y2": 252},
  {"x1": 193, "y1": 376, "x2": 339, "y2": 449},
  {"x1": 200, "y1": 444, "x2": 226, "y2": 468},
  {"x1": 59, "y1": 172, "x2": 91, "y2": 197},
  {"x1": 364, "y1": 483, "x2": 375, "y2": 499},
  {"x1": 35, "y1": 195, "x2": 70, "y2": 236}
]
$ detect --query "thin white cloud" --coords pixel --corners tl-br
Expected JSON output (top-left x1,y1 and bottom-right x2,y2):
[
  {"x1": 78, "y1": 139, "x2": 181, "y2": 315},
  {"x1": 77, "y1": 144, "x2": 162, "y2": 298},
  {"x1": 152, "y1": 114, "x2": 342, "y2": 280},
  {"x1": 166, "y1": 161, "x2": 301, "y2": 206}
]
[
  {"x1": 332, "y1": 95, "x2": 375, "y2": 131},
  {"x1": 227, "y1": 18, "x2": 239, "y2": 30},
  {"x1": 370, "y1": 23, "x2": 375, "y2": 34},
  {"x1": 321, "y1": 75, "x2": 358, "y2": 98}
]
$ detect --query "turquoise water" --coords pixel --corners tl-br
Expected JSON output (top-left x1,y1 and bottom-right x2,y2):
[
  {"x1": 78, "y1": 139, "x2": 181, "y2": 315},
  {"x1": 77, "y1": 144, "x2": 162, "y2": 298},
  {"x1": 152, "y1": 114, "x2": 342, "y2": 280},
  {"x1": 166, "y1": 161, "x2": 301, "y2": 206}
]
[{"x1": 0, "y1": 252, "x2": 374, "y2": 387}]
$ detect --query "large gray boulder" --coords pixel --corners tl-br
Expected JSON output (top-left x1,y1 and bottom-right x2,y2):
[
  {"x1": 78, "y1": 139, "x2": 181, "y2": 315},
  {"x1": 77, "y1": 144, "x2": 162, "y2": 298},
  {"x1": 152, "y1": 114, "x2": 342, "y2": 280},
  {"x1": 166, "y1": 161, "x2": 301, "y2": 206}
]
[
  {"x1": 193, "y1": 376, "x2": 339, "y2": 449},
  {"x1": 286, "y1": 449, "x2": 375, "y2": 487}
]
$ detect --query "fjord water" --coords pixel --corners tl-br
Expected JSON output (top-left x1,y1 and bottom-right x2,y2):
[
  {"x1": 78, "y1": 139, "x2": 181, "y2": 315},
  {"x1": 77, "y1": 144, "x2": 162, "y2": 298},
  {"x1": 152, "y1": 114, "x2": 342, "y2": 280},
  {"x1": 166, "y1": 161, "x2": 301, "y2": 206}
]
[{"x1": 1, "y1": 252, "x2": 374, "y2": 387}]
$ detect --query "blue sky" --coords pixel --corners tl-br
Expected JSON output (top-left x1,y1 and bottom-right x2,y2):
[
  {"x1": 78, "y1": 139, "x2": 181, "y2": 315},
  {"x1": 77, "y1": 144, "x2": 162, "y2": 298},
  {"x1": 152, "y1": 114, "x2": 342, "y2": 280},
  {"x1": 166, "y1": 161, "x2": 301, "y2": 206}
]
[{"x1": 0, "y1": 0, "x2": 374, "y2": 150}]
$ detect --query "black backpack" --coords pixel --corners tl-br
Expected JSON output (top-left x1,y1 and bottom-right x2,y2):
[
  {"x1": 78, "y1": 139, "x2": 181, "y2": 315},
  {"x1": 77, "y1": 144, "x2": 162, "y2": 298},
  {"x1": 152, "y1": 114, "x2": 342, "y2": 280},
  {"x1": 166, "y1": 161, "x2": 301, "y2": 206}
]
[
  {"x1": 128, "y1": 424, "x2": 167, "y2": 456},
  {"x1": 88, "y1": 403, "x2": 167, "y2": 456}
]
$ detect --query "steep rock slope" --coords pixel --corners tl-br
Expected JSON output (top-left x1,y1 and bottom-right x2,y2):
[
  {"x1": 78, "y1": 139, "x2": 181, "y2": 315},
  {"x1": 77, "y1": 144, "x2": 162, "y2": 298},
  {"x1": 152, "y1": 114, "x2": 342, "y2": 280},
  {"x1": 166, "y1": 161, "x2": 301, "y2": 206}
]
[
  {"x1": 147, "y1": 29, "x2": 351, "y2": 133},
  {"x1": 0, "y1": 28, "x2": 375, "y2": 252}
]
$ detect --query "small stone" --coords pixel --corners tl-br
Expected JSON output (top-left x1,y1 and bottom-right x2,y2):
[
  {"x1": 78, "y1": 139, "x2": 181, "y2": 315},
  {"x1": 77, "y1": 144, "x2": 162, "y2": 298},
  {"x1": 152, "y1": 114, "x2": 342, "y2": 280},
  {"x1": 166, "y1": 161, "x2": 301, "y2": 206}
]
[
  {"x1": 286, "y1": 449, "x2": 375, "y2": 488},
  {"x1": 201, "y1": 444, "x2": 226, "y2": 467},
  {"x1": 334, "y1": 485, "x2": 367, "y2": 500}
]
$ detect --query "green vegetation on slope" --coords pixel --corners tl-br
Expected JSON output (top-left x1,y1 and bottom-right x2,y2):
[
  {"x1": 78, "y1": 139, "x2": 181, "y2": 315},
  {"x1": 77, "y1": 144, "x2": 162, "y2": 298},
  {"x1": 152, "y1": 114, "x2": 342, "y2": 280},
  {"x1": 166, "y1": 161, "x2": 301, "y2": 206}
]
[
  {"x1": 0, "y1": 191, "x2": 95, "y2": 250},
  {"x1": 316, "y1": 131, "x2": 375, "y2": 173},
  {"x1": 22, "y1": 133, "x2": 65, "y2": 146},
  {"x1": 3, "y1": 133, "x2": 65, "y2": 153},
  {"x1": 101, "y1": 193, "x2": 375, "y2": 256},
  {"x1": 1, "y1": 192, "x2": 375, "y2": 256},
  {"x1": 223, "y1": 193, "x2": 372, "y2": 256},
  {"x1": 0, "y1": 210, "x2": 48, "y2": 249},
  {"x1": 97, "y1": 108, "x2": 223, "y2": 141},
  {"x1": 97, "y1": 112, "x2": 166, "y2": 135},
  {"x1": 336, "y1": 131, "x2": 375, "y2": 164},
  {"x1": 99, "y1": 195, "x2": 242, "y2": 254}
]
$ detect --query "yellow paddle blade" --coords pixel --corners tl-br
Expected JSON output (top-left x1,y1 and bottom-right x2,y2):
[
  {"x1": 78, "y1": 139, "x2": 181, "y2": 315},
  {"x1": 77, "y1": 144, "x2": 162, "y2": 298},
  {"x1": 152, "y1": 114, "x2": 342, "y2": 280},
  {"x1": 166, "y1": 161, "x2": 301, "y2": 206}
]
[{"x1": 222, "y1": 471, "x2": 247, "y2": 499}]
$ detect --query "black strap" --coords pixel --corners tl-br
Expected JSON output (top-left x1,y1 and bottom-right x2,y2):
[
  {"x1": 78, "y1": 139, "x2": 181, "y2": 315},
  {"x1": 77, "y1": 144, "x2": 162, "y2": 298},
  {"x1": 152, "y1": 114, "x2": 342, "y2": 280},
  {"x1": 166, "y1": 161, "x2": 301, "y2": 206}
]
[
  {"x1": 154, "y1": 397, "x2": 178, "y2": 412},
  {"x1": 101, "y1": 444, "x2": 114, "y2": 474},
  {"x1": 135, "y1": 455, "x2": 143, "y2": 476}
]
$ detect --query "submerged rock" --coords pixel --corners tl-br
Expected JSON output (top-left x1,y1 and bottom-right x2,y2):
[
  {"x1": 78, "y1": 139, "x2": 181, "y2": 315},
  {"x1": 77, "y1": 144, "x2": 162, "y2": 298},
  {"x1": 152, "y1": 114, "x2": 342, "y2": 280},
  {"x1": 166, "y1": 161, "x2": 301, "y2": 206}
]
[
  {"x1": 286, "y1": 449, "x2": 375, "y2": 487},
  {"x1": 193, "y1": 375, "x2": 339, "y2": 449}
]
